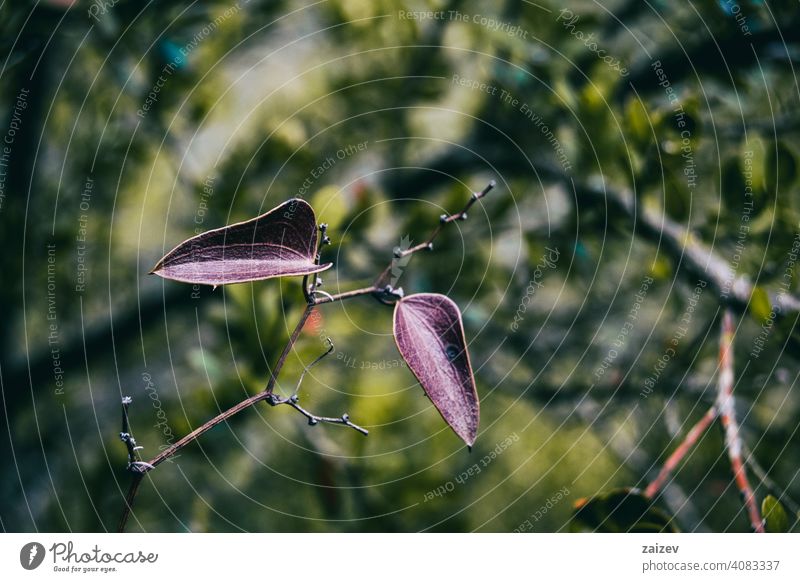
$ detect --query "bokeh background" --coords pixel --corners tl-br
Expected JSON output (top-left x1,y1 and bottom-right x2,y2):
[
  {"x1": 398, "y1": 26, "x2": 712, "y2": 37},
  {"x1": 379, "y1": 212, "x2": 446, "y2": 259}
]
[{"x1": 1, "y1": 0, "x2": 799, "y2": 533}]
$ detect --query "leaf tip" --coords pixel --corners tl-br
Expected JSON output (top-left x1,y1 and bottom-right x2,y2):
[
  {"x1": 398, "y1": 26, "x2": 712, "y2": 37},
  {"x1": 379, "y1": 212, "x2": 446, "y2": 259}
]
[
  {"x1": 462, "y1": 427, "x2": 477, "y2": 449},
  {"x1": 149, "y1": 258, "x2": 167, "y2": 277}
]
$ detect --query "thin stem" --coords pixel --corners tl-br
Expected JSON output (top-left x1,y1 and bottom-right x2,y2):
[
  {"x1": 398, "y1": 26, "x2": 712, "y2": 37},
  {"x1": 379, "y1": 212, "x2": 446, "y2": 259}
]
[
  {"x1": 302, "y1": 272, "x2": 314, "y2": 303},
  {"x1": 265, "y1": 303, "x2": 315, "y2": 395},
  {"x1": 374, "y1": 180, "x2": 495, "y2": 288},
  {"x1": 117, "y1": 475, "x2": 142, "y2": 532},
  {"x1": 398, "y1": 179, "x2": 496, "y2": 257},
  {"x1": 117, "y1": 389, "x2": 275, "y2": 532},
  {"x1": 119, "y1": 396, "x2": 149, "y2": 469},
  {"x1": 313, "y1": 285, "x2": 380, "y2": 305},
  {"x1": 118, "y1": 303, "x2": 316, "y2": 532},
  {"x1": 149, "y1": 391, "x2": 274, "y2": 470},
  {"x1": 117, "y1": 396, "x2": 145, "y2": 532},
  {"x1": 644, "y1": 406, "x2": 718, "y2": 499},
  {"x1": 268, "y1": 336, "x2": 367, "y2": 435},
  {"x1": 118, "y1": 181, "x2": 494, "y2": 531},
  {"x1": 292, "y1": 337, "x2": 334, "y2": 396},
  {"x1": 119, "y1": 299, "x2": 336, "y2": 532},
  {"x1": 311, "y1": 181, "x2": 497, "y2": 306},
  {"x1": 268, "y1": 394, "x2": 369, "y2": 436},
  {"x1": 717, "y1": 309, "x2": 764, "y2": 532},
  {"x1": 304, "y1": 223, "x2": 331, "y2": 303}
]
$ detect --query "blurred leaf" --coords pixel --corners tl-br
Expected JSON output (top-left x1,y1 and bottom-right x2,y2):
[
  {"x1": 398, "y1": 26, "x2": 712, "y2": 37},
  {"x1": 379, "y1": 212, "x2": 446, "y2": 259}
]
[
  {"x1": 663, "y1": 175, "x2": 690, "y2": 221},
  {"x1": 766, "y1": 140, "x2": 797, "y2": 195},
  {"x1": 721, "y1": 157, "x2": 748, "y2": 210},
  {"x1": 625, "y1": 97, "x2": 652, "y2": 143},
  {"x1": 749, "y1": 286, "x2": 772, "y2": 322},
  {"x1": 649, "y1": 255, "x2": 672, "y2": 280},
  {"x1": 151, "y1": 199, "x2": 331, "y2": 285},
  {"x1": 188, "y1": 348, "x2": 224, "y2": 384},
  {"x1": 762, "y1": 495, "x2": 789, "y2": 533},
  {"x1": 310, "y1": 185, "x2": 349, "y2": 232},
  {"x1": 393, "y1": 293, "x2": 479, "y2": 447},
  {"x1": 742, "y1": 136, "x2": 767, "y2": 196},
  {"x1": 571, "y1": 488, "x2": 678, "y2": 532}
]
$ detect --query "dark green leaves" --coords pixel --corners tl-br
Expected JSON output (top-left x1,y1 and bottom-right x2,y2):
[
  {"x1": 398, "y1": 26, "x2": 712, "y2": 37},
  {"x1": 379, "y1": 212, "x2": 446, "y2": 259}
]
[
  {"x1": 151, "y1": 198, "x2": 331, "y2": 286},
  {"x1": 571, "y1": 488, "x2": 678, "y2": 533}
]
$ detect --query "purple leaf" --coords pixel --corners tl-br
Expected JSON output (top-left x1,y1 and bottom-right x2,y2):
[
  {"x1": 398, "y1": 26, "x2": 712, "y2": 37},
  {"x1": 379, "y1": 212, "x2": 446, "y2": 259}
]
[
  {"x1": 151, "y1": 198, "x2": 332, "y2": 285},
  {"x1": 393, "y1": 293, "x2": 479, "y2": 446}
]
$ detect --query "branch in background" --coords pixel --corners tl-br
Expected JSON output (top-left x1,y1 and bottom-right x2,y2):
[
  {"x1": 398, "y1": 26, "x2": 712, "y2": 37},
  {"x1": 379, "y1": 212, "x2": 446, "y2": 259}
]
[
  {"x1": 381, "y1": 151, "x2": 800, "y2": 316},
  {"x1": 644, "y1": 406, "x2": 717, "y2": 499},
  {"x1": 615, "y1": 15, "x2": 800, "y2": 104},
  {"x1": 643, "y1": 311, "x2": 765, "y2": 531},
  {"x1": 605, "y1": 185, "x2": 800, "y2": 315},
  {"x1": 542, "y1": 167, "x2": 800, "y2": 315},
  {"x1": 717, "y1": 309, "x2": 764, "y2": 532},
  {"x1": 4, "y1": 286, "x2": 208, "y2": 418}
]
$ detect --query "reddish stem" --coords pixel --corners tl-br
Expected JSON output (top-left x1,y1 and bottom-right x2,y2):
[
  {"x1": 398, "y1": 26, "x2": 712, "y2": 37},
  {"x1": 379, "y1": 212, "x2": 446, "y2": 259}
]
[
  {"x1": 644, "y1": 406, "x2": 717, "y2": 499},
  {"x1": 644, "y1": 310, "x2": 763, "y2": 532},
  {"x1": 717, "y1": 309, "x2": 764, "y2": 532}
]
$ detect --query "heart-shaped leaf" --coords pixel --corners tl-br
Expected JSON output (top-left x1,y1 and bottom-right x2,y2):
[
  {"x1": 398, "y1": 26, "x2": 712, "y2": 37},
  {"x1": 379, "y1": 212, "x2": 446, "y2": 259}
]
[
  {"x1": 393, "y1": 293, "x2": 479, "y2": 446},
  {"x1": 151, "y1": 198, "x2": 331, "y2": 285}
]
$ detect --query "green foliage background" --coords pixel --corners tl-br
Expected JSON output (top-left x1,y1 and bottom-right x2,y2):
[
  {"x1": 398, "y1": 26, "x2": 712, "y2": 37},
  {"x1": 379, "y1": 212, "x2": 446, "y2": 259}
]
[{"x1": 1, "y1": 0, "x2": 798, "y2": 532}]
